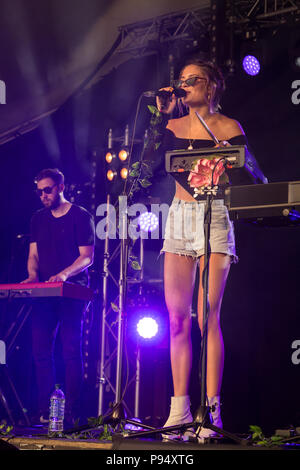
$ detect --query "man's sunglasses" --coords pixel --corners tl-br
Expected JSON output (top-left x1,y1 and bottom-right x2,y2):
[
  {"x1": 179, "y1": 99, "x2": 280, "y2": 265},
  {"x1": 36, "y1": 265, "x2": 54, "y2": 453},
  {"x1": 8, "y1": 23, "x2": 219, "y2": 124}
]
[
  {"x1": 174, "y1": 76, "x2": 207, "y2": 88},
  {"x1": 35, "y1": 184, "x2": 57, "y2": 197}
]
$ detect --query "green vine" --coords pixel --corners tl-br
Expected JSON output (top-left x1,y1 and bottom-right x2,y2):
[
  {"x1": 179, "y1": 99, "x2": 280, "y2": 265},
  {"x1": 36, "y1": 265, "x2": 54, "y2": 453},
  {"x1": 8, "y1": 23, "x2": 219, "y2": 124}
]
[
  {"x1": 0, "y1": 421, "x2": 13, "y2": 437},
  {"x1": 120, "y1": 104, "x2": 166, "y2": 275},
  {"x1": 145, "y1": 105, "x2": 166, "y2": 151},
  {"x1": 63, "y1": 423, "x2": 116, "y2": 442},
  {"x1": 249, "y1": 425, "x2": 286, "y2": 447},
  {"x1": 126, "y1": 105, "x2": 165, "y2": 200},
  {"x1": 61, "y1": 415, "x2": 129, "y2": 442},
  {"x1": 127, "y1": 160, "x2": 153, "y2": 199}
]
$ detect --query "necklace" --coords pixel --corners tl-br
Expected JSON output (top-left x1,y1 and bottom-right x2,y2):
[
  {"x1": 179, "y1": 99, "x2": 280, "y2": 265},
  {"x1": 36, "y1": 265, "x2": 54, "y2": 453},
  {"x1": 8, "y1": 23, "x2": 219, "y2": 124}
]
[{"x1": 188, "y1": 139, "x2": 195, "y2": 150}]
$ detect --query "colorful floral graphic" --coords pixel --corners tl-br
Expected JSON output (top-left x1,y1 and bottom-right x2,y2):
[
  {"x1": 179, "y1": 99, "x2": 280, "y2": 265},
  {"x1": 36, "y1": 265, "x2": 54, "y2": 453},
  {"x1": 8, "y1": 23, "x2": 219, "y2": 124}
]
[{"x1": 188, "y1": 157, "x2": 225, "y2": 192}]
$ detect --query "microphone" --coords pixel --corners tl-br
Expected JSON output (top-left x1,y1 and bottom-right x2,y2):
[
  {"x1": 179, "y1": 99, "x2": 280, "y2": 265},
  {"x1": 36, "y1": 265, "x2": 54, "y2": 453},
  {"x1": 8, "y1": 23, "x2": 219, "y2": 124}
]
[{"x1": 143, "y1": 88, "x2": 186, "y2": 99}]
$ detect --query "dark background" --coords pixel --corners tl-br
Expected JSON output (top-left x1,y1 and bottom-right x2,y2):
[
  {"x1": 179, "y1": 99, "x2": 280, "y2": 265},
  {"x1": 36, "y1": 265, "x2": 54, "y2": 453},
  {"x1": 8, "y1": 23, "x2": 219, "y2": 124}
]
[{"x1": 0, "y1": 22, "x2": 299, "y2": 436}]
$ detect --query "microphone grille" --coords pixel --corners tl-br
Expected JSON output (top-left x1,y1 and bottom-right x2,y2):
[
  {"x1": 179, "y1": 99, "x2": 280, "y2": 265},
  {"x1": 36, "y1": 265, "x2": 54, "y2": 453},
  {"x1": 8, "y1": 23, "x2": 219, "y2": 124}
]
[{"x1": 143, "y1": 91, "x2": 156, "y2": 98}]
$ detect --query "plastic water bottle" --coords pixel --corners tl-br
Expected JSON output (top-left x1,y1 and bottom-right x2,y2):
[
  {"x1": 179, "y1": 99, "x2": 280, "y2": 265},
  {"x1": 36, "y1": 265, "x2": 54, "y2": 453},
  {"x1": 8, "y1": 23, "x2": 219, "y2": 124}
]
[{"x1": 48, "y1": 384, "x2": 65, "y2": 435}]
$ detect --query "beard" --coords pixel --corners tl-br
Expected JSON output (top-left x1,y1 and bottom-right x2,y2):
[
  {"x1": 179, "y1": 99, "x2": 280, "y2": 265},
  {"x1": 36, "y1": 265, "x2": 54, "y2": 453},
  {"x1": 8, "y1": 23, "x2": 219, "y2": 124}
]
[{"x1": 42, "y1": 193, "x2": 61, "y2": 210}]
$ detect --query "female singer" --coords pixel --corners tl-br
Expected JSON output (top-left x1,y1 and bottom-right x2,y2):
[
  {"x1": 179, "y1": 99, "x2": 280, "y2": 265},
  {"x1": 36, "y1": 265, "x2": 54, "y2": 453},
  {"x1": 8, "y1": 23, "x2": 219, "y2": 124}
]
[{"x1": 156, "y1": 58, "x2": 247, "y2": 440}]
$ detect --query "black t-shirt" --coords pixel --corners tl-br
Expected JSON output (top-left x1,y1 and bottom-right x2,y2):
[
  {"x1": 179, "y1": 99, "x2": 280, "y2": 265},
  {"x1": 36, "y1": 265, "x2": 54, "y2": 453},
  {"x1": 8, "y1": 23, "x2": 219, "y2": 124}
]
[{"x1": 30, "y1": 204, "x2": 95, "y2": 286}]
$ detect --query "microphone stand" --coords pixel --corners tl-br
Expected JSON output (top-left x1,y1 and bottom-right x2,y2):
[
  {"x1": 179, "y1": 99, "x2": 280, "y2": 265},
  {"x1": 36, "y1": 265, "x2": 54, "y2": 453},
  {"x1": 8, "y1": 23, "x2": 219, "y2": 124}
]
[
  {"x1": 64, "y1": 97, "x2": 159, "y2": 436},
  {"x1": 87, "y1": 119, "x2": 154, "y2": 430}
]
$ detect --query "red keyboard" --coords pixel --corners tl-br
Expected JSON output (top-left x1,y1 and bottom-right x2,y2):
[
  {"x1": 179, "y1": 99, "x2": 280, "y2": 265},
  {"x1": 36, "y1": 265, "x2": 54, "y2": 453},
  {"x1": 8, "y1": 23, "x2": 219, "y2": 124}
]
[{"x1": 0, "y1": 282, "x2": 94, "y2": 301}]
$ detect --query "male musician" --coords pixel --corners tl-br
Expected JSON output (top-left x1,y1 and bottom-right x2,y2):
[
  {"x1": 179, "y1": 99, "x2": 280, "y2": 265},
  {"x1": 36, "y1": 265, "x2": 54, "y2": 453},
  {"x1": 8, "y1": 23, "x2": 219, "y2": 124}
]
[{"x1": 23, "y1": 168, "x2": 95, "y2": 426}]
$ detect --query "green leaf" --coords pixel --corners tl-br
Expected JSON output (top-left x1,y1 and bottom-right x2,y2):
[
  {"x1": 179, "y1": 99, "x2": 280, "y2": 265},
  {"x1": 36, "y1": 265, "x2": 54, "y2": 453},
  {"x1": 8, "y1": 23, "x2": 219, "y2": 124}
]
[
  {"x1": 139, "y1": 179, "x2": 152, "y2": 188},
  {"x1": 131, "y1": 260, "x2": 141, "y2": 271},
  {"x1": 111, "y1": 302, "x2": 119, "y2": 312},
  {"x1": 129, "y1": 169, "x2": 139, "y2": 177},
  {"x1": 257, "y1": 440, "x2": 268, "y2": 446},
  {"x1": 147, "y1": 105, "x2": 160, "y2": 116},
  {"x1": 88, "y1": 416, "x2": 104, "y2": 427},
  {"x1": 270, "y1": 435, "x2": 284, "y2": 444},
  {"x1": 249, "y1": 425, "x2": 263, "y2": 434}
]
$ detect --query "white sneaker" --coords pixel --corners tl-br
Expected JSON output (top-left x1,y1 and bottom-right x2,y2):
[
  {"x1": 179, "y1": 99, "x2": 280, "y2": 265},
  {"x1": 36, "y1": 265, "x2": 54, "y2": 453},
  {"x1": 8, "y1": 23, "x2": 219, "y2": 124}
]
[{"x1": 161, "y1": 395, "x2": 194, "y2": 441}]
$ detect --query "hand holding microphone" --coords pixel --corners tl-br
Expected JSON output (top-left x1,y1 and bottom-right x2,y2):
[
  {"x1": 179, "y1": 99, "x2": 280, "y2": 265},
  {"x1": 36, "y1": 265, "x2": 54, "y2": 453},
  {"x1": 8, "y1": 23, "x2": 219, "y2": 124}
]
[{"x1": 143, "y1": 86, "x2": 186, "y2": 114}]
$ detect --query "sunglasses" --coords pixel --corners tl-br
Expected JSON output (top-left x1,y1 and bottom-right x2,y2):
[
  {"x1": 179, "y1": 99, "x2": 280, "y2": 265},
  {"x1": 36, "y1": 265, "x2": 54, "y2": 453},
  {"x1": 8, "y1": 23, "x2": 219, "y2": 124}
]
[
  {"x1": 36, "y1": 184, "x2": 57, "y2": 197},
  {"x1": 174, "y1": 76, "x2": 207, "y2": 88}
]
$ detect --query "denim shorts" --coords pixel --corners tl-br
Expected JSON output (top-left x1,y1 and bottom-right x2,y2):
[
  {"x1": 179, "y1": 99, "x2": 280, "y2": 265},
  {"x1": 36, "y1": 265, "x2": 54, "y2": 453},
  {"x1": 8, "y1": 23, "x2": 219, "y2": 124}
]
[{"x1": 161, "y1": 197, "x2": 238, "y2": 263}]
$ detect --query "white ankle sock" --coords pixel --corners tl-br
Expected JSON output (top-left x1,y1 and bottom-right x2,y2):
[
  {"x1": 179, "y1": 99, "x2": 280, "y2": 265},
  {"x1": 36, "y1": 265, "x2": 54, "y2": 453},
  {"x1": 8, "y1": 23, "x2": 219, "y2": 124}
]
[{"x1": 162, "y1": 395, "x2": 193, "y2": 441}]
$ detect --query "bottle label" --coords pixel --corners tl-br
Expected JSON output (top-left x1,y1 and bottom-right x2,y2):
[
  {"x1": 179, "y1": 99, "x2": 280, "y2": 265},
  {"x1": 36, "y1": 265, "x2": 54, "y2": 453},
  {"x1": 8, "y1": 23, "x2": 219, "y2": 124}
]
[{"x1": 48, "y1": 397, "x2": 65, "y2": 433}]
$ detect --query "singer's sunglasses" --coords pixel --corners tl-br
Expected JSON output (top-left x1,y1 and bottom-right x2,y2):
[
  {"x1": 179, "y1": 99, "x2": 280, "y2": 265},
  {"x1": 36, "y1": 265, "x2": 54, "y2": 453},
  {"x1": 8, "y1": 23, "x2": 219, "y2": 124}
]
[
  {"x1": 174, "y1": 76, "x2": 207, "y2": 88},
  {"x1": 35, "y1": 184, "x2": 57, "y2": 197}
]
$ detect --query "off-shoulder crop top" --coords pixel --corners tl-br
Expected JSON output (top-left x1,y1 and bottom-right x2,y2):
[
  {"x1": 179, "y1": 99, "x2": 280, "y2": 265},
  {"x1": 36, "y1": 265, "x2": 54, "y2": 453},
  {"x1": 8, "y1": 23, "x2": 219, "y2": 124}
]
[{"x1": 161, "y1": 128, "x2": 248, "y2": 199}]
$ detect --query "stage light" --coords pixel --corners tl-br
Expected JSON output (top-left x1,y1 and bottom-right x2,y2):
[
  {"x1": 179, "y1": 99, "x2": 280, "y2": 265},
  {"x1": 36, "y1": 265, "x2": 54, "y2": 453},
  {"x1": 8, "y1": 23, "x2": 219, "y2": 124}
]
[
  {"x1": 136, "y1": 317, "x2": 159, "y2": 339},
  {"x1": 124, "y1": 418, "x2": 142, "y2": 431},
  {"x1": 106, "y1": 169, "x2": 117, "y2": 181},
  {"x1": 104, "y1": 127, "x2": 132, "y2": 197},
  {"x1": 138, "y1": 212, "x2": 159, "y2": 232},
  {"x1": 105, "y1": 151, "x2": 116, "y2": 164},
  {"x1": 120, "y1": 167, "x2": 128, "y2": 179},
  {"x1": 242, "y1": 55, "x2": 260, "y2": 76},
  {"x1": 118, "y1": 149, "x2": 129, "y2": 162}
]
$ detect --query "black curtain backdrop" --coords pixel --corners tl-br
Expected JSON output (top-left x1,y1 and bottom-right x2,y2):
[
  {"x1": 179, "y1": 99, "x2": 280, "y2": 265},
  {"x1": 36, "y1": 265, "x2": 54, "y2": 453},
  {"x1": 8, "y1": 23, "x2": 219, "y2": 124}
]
[{"x1": 0, "y1": 30, "x2": 299, "y2": 434}]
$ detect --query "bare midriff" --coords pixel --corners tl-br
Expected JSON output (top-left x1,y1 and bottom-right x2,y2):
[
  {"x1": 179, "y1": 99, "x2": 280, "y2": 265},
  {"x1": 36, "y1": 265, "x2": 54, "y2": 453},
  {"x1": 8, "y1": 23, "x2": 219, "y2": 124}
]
[{"x1": 174, "y1": 181, "x2": 196, "y2": 202}]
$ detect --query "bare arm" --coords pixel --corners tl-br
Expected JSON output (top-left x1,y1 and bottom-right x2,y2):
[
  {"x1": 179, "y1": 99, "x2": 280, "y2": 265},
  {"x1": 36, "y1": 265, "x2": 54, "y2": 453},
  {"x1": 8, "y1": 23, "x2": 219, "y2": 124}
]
[
  {"x1": 47, "y1": 245, "x2": 94, "y2": 282},
  {"x1": 22, "y1": 242, "x2": 39, "y2": 283}
]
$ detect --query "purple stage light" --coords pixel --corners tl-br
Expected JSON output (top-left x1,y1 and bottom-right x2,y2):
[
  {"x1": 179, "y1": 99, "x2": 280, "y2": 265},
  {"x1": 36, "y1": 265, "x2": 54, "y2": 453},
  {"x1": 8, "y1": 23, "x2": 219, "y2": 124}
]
[
  {"x1": 136, "y1": 317, "x2": 159, "y2": 339},
  {"x1": 124, "y1": 418, "x2": 142, "y2": 431},
  {"x1": 242, "y1": 55, "x2": 260, "y2": 76},
  {"x1": 138, "y1": 212, "x2": 159, "y2": 232}
]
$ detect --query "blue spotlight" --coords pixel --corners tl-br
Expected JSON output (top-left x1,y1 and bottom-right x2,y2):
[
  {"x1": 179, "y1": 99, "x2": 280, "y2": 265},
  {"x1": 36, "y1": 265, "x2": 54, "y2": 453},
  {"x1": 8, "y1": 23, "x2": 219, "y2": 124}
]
[
  {"x1": 242, "y1": 55, "x2": 260, "y2": 76},
  {"x1": 136, "y1": 317, "x2": 158, "y2": 339},
  {"x1": 138, "y1": 212, "x2": 159, "y2": 232}
]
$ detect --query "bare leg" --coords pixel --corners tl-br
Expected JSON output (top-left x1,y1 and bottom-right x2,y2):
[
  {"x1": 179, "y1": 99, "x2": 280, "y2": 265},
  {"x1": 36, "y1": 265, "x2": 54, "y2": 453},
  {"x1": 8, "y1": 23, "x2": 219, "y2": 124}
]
[
  {"x1": 164, "y1": 252, "x2": 197, "y2": 397},
  {"x1": 197, "y1": 253, "x2": 231, "y2": 397}
]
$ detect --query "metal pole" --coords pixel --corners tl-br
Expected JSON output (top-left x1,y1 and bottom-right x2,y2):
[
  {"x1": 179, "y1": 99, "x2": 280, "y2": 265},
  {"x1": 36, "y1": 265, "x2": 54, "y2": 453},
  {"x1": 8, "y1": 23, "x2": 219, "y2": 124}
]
[
  {"x1": 134, "y1": 236, "x2": 145, "y2": 416},
  {"x1": 98, "y1": 194, "x2": 110, "y2": 416},
  {"x1": 134, "y1": 346, "x2": 141, "y2": 418},
  {"x1": 200, "y1": 194, "x2": 212, "y2": 408},
  {"x1": 115, "y1": 197, "x2": 128, "y2": 403},
  {"x1": 139, "y1": 236, "x2": 144, "y2": 289}
]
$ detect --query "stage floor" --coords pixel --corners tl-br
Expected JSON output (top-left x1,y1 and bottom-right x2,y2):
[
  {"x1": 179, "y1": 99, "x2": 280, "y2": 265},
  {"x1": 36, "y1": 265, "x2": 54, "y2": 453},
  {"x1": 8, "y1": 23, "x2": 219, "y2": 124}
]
[{"x1": 1, "y1": 425, "x2": 300, "y2": 452}]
